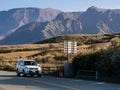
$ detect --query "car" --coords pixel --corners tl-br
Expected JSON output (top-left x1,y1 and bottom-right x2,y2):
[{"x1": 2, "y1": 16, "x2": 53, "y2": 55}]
[{"x1": 16, "y1": 59, "x2": 42, "y2": 77}]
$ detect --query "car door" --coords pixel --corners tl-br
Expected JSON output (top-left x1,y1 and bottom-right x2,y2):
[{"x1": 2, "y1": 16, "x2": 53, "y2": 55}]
[{"x1": 19, "y1": 61, "x2": 24, "y2": 72}]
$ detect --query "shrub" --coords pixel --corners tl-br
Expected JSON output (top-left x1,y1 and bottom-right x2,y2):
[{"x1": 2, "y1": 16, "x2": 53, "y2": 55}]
[
  {"x1": 2, "y1": 65, "x2": 15, "y2": 71},
  {"x1": 72, "y1": 46, "x2": 120, "y2": 77},
  {"x1": 72, "y1": 52, "x2": 101, "y2": 76},
  {"x1": 54, "y1": 54, "x2": 67, "y2": 61},
  {"x1": 111, "y1": 37, "x2": 120, "y2": 48}
]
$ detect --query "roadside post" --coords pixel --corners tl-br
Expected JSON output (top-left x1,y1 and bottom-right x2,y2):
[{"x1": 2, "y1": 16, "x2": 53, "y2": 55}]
[{"x1": 64, "y1": 41, "x2": 77, "y2": 77}]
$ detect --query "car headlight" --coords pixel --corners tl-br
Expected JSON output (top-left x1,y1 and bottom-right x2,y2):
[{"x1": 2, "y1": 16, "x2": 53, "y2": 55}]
[
  {"x1": 25, "y1": 67, "x2": 30, "y2": 72},
  {"x1": 38, "y1": 67, "x2": 42, "y2": 72}
]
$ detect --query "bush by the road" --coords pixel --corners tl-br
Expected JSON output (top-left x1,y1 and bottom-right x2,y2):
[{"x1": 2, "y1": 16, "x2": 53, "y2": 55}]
[
  {"x1": 0, "y1": 64, "x2": 15, "y2": 71},
  {"x1": 72, "y1": 46, "x2": 120, "y2": 78}
]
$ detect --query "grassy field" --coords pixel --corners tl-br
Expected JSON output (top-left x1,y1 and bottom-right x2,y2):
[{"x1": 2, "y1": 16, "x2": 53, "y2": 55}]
[{"x1": 0, "y1": 33, "x2": 119, "y2": 71}]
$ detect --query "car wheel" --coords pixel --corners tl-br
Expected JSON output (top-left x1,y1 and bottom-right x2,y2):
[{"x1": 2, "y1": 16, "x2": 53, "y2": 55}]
[
  {"x1": 16, "y1": 69, "x2": 20, "y2": 76},
  {"x1": 38, "y1": 74, "x2": 41, "y2": 77},
  {"x1": 31, "y1": 74, "x2": 33, "y2": 77},
  {"x1": 23, "y1": 70, "x2": 26, "y2": 77}
]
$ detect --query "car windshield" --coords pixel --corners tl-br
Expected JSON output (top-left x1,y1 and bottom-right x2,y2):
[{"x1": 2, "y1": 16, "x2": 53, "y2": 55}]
[{"x1": 24, "y1": 61, "x2": 37, "y2": 66}]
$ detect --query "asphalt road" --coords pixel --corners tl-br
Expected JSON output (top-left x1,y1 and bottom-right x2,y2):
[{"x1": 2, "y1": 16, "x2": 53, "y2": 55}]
[{"x1": 0, "y1": 71, "x2": 120, "y2": 90}]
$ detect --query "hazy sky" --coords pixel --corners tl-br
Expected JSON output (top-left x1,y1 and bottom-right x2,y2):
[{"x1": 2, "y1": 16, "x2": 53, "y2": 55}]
[{"x1": 1, "y1": 0, "x2": 120, "y2": 12}]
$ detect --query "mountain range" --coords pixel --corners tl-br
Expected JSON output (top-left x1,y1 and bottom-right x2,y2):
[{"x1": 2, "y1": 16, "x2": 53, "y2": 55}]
[
  {"x1": 0, "y1": 6, "x2": 120, "y2": 45},
  {"x1": 0, "y1": 7, "x2": 61, "y2": 40}
]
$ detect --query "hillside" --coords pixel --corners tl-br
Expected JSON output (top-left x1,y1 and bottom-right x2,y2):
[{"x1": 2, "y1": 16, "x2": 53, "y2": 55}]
[
  {"x1": 0, "y1": 33, "x2": 119, "y2": 70},
  {"x1": 0, "y1": 31, "x2": 120, "y2": 83},
  {"x1": 0, "y1": 33, "x2": 119, "y2": 59},
  {"x1": 36, "y1": 33, "x2": 120, "y2": 44},
  {"x1": 0, "y1": 19, "x2": 82, "y2": 45},
  {"x1": 0, "y1": 6, "x2": 120, "y2": 45},
  {"x1": 0, "y1": 7, "x2": 61, "y2": 40}
]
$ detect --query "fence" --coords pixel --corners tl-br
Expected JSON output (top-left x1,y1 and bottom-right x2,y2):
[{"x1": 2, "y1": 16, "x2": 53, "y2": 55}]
[{"x1": 77, "y1": 70, "x2": 100, "y2": 80}]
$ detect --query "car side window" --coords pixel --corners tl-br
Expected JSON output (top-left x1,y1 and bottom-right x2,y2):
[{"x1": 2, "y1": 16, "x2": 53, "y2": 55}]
[
  {"x1": 18, "y1": 61, "x2": 21, "y2": 65},
  {"x1": 19, "y1": 61, "x2": 23, "y2": 66},
  {"x1": 31, "y1": 61, "x2": 36, "y2": 65}
]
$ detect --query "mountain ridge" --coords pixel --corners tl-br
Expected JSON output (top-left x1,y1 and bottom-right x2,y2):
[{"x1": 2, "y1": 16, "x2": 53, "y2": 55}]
[
  {"x1": 0, "y1": 6, "x2": 120, "y2": 45},
  {"x1": 0, "y1": 7, "x2": 61, "y2": 40}
]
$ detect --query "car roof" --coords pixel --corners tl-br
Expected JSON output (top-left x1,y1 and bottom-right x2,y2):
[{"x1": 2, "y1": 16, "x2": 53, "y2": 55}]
[{"x1": 18, "y1": 60, "x2": 36, "y2": 62}]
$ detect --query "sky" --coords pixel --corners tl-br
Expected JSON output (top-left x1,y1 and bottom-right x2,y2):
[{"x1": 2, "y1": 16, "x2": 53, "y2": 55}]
[{"x1": 1, "y1": 0, "x2": 120, "y2": 12}]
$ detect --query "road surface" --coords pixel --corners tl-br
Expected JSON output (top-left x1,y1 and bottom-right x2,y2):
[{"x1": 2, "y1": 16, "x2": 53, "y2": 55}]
[{"x1": 0, "y1": 71, "x2": 120, "y2": 90}]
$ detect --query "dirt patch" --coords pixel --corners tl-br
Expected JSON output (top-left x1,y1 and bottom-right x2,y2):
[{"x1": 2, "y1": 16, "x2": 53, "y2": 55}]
[{"x1": 0, "y1": 87, "x2": 5, "y2": 90}]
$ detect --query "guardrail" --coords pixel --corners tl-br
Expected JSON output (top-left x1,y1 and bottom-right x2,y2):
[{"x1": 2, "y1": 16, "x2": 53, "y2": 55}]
[{"x1": 77, "y1": 70, "x2": 100, "y2": 80}]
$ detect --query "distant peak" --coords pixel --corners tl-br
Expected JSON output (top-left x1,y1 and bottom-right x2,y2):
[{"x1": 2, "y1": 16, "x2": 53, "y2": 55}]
[
  {"x1": 89, "y1": 6, "x2": 98, "y2": 9},
  {"x1": 87, "y1": 6, "x2": 107, "y2": 12}
]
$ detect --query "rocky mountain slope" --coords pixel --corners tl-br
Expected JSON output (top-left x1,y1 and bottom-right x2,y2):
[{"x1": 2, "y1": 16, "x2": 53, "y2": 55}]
[
  {"x1": 0, "y1": 6, "x2": 120, "y2": 45},
  {"x1": 0, "y1": 7, "x2": 61, "y2": 40}
]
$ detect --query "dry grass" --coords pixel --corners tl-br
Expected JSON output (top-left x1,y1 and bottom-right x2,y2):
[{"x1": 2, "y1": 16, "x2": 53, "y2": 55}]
[
  {"x1": 0, "y1": 51, "x2": 40, "y2": 61},
  {"x1": 1, "y1": 33, "x2": 119, "y2": 71},
  {"x1": 0, "y1": 42, "x2": 111, "y2": 71}
]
